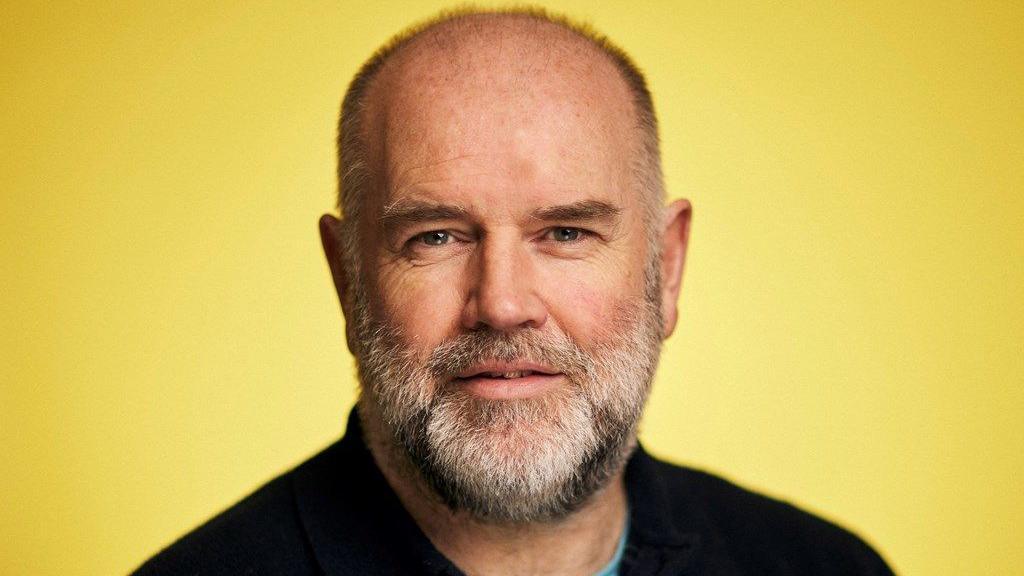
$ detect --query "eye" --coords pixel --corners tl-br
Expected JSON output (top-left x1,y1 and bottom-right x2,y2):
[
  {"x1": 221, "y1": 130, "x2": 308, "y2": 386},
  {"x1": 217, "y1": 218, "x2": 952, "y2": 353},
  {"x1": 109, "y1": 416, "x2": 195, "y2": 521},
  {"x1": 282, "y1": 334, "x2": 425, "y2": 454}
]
[
  {"x1": 548, "y1": 227, "x2": 584, "y2": 242},
  {"x1": 414, "y1": 230, "x2": 451, "y2": 246}
]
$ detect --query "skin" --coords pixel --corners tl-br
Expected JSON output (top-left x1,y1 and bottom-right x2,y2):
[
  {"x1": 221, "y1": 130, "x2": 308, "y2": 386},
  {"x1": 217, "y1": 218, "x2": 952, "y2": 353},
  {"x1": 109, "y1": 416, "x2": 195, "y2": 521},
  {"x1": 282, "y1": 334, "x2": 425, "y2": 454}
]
[{"x1": 320, "y1": 16, "x2": 692, "y2": 576}]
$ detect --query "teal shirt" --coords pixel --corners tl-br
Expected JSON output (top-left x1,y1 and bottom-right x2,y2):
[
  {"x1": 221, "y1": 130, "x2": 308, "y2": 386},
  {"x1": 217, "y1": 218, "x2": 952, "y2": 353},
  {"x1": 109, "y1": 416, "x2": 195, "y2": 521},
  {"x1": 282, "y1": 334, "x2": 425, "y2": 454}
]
[{"x1": 593, "y1": 514, "x2": 630, "y2": 576}]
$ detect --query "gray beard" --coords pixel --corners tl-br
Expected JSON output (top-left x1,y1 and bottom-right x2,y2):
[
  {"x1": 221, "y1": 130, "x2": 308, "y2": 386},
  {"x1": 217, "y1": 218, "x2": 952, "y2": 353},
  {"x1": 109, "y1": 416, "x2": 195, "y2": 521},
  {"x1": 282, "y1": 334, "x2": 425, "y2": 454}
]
[{"x1": 350, "y1": 261, "x2": 664, "y2": 523}]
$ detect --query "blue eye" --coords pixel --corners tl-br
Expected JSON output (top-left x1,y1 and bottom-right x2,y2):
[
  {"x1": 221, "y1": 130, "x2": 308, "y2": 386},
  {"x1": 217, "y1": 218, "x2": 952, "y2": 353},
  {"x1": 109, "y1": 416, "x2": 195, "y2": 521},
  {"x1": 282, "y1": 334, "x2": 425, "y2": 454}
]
[
  {"x1": 417, "y1": 230, "x2": 450, "y2": 246},
  {"x1": 550, "y1": 227, "x2": 582, "y2": 242}
]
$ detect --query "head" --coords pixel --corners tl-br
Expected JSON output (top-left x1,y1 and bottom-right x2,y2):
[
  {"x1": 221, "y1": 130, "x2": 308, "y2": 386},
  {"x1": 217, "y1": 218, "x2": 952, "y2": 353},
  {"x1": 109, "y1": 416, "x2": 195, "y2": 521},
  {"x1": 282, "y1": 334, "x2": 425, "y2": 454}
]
[{"x1": 321, "y1": 8, "x2": 691, "y2": 523}]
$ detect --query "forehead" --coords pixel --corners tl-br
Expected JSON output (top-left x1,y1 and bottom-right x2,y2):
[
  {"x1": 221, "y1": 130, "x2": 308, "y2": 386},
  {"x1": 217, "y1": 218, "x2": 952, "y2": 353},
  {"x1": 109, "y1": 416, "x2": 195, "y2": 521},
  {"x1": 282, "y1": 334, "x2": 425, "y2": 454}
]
[{"x1": 362, "y1": 17, "x2": 641, "y2": 212}]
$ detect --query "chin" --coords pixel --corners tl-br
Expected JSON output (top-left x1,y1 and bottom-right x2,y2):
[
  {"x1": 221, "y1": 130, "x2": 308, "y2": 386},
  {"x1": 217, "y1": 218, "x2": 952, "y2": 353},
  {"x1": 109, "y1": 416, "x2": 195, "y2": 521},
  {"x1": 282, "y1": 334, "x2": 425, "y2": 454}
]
[{"x1": 403, "y1": 387, "x2": 635, "y2": 523}]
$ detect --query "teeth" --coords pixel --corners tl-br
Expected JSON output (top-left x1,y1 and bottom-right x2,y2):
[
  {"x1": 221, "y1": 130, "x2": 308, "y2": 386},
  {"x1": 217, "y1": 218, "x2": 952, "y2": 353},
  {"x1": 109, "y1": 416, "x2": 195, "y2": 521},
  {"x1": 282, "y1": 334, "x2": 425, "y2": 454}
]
[{"x1": 485, "y1": 370, "x2": 532, "y2": 379}]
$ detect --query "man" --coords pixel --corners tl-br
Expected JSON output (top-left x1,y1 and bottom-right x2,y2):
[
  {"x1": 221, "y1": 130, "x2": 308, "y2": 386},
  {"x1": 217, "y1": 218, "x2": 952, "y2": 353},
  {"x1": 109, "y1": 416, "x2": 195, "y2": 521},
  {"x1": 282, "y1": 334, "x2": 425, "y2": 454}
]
[{"x1": 135, "y1": 8, "x2": 893, "y2": 575}]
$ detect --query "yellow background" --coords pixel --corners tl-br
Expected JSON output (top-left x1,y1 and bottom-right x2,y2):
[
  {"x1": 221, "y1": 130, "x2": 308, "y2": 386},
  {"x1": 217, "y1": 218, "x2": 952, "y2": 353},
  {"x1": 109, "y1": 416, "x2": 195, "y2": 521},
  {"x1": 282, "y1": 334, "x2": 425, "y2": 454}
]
[{"x1": 2, "y1": 1, "x2": 1021, "y2": 574}]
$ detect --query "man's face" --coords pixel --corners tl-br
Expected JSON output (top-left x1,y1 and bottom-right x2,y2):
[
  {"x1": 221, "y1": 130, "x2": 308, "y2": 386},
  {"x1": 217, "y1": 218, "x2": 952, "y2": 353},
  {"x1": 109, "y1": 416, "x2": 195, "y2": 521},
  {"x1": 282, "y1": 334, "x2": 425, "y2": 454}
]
[{"x1": 342, "y1": 28, "x2": 671, "y2": 522}]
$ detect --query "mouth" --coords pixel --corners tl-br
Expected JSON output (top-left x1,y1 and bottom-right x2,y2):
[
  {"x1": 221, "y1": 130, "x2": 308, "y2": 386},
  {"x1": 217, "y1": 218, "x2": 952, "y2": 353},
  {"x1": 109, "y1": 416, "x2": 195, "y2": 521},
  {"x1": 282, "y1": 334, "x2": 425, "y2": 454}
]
[{"x1": 453, "y1": 362, "x2": 563, "y2": 400}]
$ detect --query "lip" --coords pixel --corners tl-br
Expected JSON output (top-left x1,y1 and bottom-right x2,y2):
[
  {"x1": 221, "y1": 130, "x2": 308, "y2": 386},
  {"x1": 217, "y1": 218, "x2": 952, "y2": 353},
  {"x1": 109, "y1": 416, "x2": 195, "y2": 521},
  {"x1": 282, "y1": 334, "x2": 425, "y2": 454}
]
[
  {"x1": 453, "y1": 361, "x2": 563, "y2": 400},
  {"x1": 455, "y1": 361, "x2": 559, "y2": 379}
]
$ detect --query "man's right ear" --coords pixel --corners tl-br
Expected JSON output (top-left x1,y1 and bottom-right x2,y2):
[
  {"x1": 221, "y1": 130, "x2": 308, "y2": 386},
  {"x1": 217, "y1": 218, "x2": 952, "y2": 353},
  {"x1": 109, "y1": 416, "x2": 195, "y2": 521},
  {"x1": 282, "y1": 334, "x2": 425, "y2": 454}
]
[{"x1": 319, "y1": 214, "x2": 356, "y2": 353}]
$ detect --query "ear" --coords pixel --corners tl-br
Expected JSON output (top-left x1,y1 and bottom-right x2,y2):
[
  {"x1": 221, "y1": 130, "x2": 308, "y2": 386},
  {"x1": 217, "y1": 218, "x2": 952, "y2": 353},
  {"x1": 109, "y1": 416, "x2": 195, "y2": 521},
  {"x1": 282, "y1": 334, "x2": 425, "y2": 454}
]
[
  {"x1": 319, "y1": 214, "x2": 357, "y2": 354},
  {"x1": 658, "y1": 199, "x2": 692, "y2": 339}
]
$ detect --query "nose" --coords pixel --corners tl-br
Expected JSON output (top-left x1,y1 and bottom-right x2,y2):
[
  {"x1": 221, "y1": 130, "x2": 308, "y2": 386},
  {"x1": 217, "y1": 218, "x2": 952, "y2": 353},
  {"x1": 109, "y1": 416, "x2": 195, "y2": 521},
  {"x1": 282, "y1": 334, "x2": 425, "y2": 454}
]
[{"x1": 460, "y1": 235, "x2": 548, "y2": 331}]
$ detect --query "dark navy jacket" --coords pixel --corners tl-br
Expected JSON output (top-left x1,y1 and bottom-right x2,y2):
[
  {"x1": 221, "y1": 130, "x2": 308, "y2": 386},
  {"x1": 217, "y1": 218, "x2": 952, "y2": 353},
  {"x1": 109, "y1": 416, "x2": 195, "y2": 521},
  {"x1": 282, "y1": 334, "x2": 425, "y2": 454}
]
[{"x1": 133, "y1": 414, "x2": 894, "y2": 575}]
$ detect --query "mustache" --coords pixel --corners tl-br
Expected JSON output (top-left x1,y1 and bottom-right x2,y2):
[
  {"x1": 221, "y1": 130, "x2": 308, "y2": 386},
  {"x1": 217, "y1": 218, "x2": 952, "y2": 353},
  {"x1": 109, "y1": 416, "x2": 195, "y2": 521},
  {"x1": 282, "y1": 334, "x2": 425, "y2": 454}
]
[{"x1": 424, "y1": 328, "x2": 593, "y2": 382}]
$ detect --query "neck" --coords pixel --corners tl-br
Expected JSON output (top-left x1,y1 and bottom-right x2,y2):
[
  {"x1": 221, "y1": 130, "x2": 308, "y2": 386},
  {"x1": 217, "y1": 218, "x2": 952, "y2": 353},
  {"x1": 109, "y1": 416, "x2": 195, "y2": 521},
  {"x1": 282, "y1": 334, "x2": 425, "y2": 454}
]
[{"x1": 358, "y1": 403, "x2": 630, "y2": 576}]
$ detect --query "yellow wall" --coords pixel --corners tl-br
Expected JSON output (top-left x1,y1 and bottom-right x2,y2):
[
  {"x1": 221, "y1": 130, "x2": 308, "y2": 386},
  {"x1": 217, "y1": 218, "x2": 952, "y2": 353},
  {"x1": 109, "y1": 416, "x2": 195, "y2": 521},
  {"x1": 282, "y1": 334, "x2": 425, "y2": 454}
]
[{"x1": 2, "y1": 1, "x2": 1021, "y2": 574}]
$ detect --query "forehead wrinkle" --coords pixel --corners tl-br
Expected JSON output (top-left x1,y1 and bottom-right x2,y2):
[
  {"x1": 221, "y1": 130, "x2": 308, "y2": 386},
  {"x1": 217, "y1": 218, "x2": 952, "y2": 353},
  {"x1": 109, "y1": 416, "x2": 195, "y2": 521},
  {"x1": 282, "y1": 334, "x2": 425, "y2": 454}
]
[{"x1": 388, "y1": 153, "x2": 480, "y2": 193}]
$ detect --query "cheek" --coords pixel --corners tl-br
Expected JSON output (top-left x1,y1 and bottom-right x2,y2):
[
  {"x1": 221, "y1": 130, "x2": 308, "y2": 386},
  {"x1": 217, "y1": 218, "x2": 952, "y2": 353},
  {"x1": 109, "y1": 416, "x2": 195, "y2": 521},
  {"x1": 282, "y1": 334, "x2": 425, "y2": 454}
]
[
  {"x1": 542, "y1": 268, "x2": 636, "y2": 344},
  {"x1": 376, "y1": 263, "x2": 464, "y2": 347}
]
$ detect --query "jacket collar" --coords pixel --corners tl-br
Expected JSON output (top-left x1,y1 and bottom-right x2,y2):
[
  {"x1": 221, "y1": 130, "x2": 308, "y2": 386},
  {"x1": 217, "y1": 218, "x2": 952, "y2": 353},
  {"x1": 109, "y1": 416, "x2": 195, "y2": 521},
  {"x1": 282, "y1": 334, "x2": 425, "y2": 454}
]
[
  {"x1": 620, "y1": 446, "x2": 703, "y2": 574},
  {"x1": 291, "y1": 411, "x2": 452, "y2": 574},
  {"x1": 292, "y1": 410, "x2": 703, "y2": 575}
]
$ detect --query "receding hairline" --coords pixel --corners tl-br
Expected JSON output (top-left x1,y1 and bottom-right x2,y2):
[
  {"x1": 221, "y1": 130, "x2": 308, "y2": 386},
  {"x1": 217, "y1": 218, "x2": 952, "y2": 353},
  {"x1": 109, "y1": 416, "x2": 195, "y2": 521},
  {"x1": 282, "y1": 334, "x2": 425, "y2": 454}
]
[
  {"x1": 336, "y1": 6, "x2": 664, "y2": 216},
  {"x1": 354, "y1": 8, "x2": 642, "y2": 100},
  {"x1": 366, "y1": 10, "x2": 631, "y2": 92}
]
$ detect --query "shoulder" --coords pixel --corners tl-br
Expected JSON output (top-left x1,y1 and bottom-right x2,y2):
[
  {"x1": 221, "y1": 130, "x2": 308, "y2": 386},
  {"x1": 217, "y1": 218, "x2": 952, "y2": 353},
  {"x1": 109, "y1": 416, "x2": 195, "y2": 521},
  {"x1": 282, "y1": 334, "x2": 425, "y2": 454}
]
[
  {"x1": 638, "y1": 454, "x2": 894, "y2": 575},
  {"x1": 131, "y1": 471, "x2": 317, "y2": 576}
]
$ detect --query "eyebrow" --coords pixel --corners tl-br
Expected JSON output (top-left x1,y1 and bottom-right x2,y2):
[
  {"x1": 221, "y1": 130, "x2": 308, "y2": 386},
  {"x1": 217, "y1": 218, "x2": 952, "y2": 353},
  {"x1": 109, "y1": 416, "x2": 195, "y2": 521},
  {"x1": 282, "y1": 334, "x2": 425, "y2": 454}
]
[
  {"x1": 377, "y1": 198, "x2": 622, "y2": 233},
  {"x1": 531, "y1": 200, "x2": 622, "y2": 223},
  {"x1": 378, "y1": 200, "x2": 470, "y2": 231}
]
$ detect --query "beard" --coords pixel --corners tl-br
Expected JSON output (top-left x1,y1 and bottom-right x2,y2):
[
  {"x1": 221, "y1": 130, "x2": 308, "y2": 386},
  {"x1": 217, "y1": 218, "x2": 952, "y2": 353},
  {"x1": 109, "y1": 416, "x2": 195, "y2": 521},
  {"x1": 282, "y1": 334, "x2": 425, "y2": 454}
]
[{"x1": 351, "y1": 263, "x2": 664, "y2": 523}]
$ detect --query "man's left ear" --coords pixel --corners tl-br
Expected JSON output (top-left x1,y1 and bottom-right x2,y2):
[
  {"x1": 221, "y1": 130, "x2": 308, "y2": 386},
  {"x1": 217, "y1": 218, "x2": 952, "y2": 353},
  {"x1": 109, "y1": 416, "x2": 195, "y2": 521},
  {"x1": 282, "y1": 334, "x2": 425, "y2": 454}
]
[{"x1": 658, "y1": 199, "x2": 692, "y2": 339}]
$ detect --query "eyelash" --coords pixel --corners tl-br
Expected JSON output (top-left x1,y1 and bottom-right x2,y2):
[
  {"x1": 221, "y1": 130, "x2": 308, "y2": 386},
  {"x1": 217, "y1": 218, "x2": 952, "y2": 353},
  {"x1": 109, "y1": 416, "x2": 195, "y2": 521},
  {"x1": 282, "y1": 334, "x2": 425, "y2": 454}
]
[
  {"x1": 413, "y1": 230, "x2": 453, "y2": 246},
  {"x1": 407, "y1": 227, "x2": 590, "y2": 249},
  {"x1": 543, "y1": 227, "x2": 588, "y2": 243}
]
